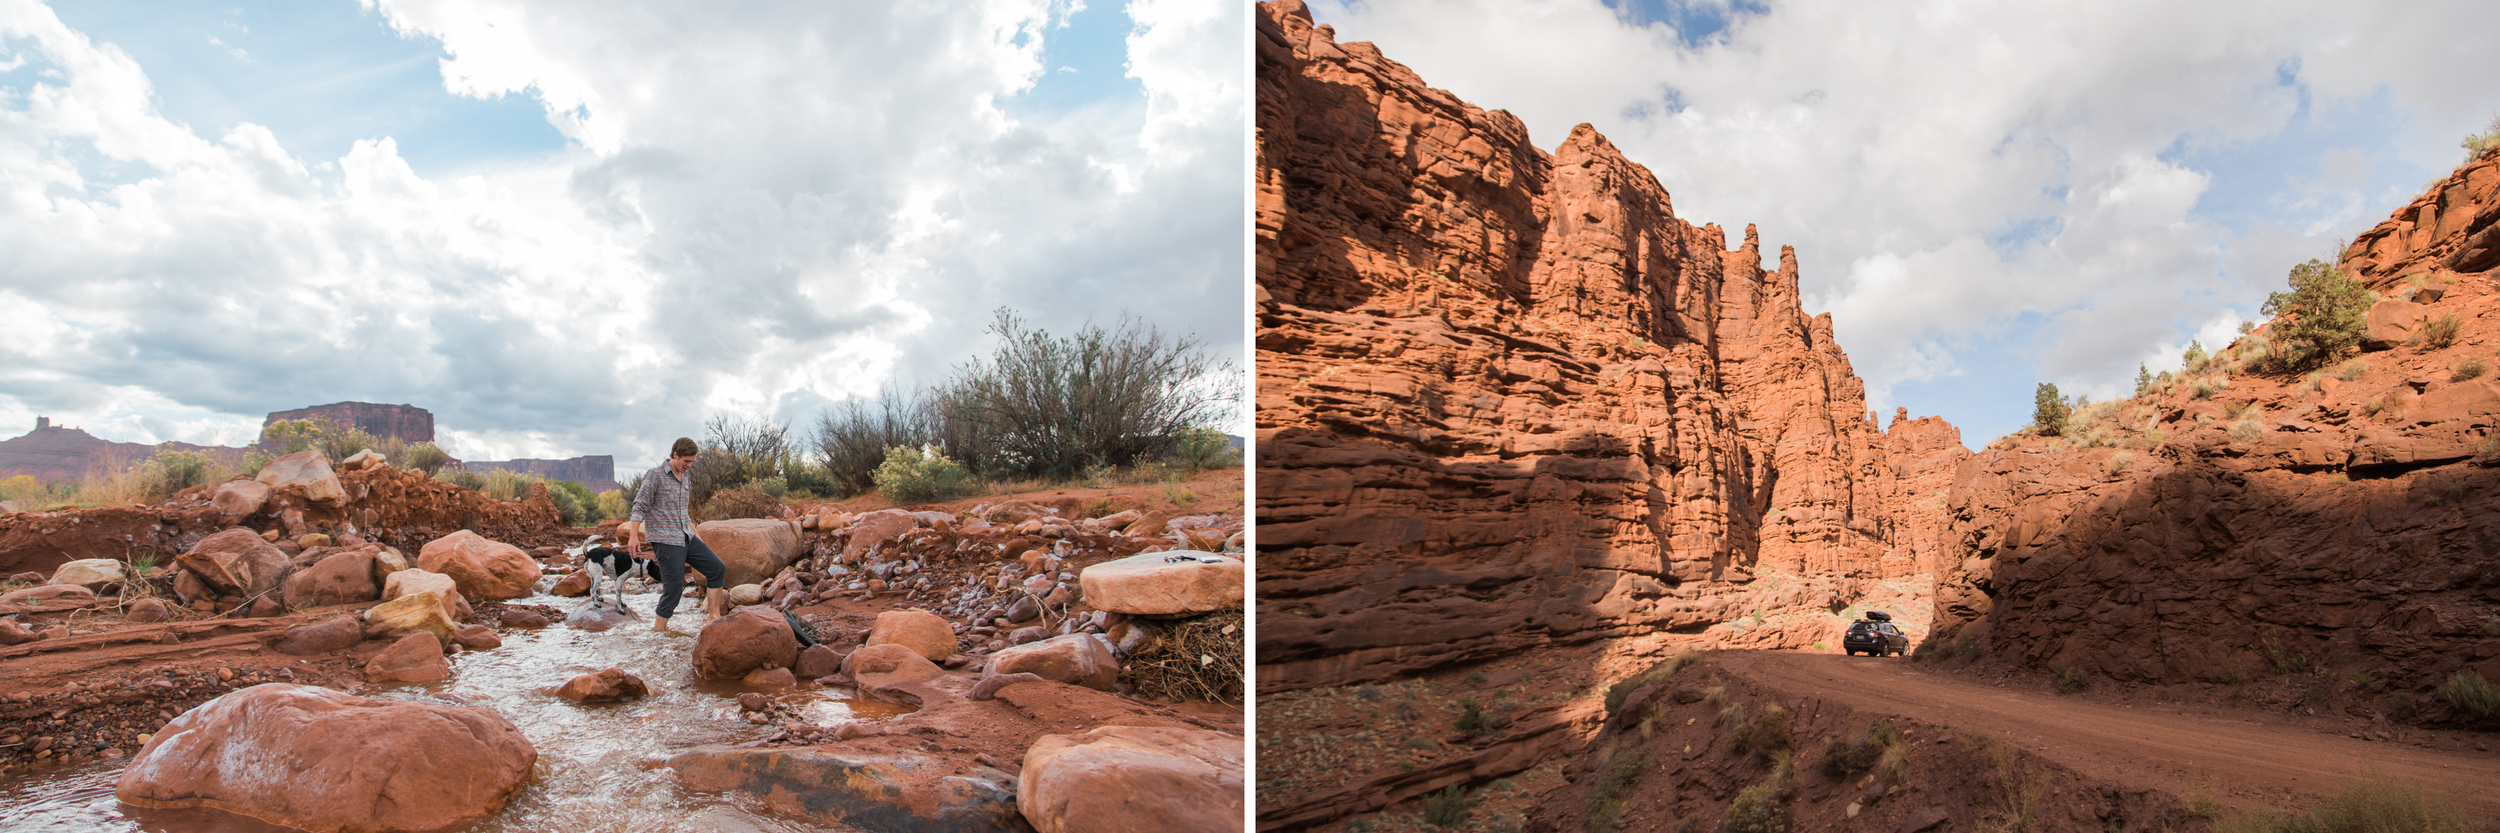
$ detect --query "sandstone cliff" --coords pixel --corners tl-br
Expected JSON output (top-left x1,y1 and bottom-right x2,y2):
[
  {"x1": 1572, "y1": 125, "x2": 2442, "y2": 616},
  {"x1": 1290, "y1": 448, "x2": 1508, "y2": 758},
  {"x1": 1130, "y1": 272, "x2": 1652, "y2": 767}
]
[
  {"x1": 1931, "y1": 147, "x2": 2500, "y2": 715},
  {"x1": 1254, "y1": 0, "x2": 1966, "y2": 693},
  {"x1": 460, "y1": 456, "x2": 622, "y2": 494},
  {"x1": 0, "y1": 421, "x2": 249, "y2": 484},
  {"x1": 264, "y1": 402, "x2": 435, "y2": 445}
]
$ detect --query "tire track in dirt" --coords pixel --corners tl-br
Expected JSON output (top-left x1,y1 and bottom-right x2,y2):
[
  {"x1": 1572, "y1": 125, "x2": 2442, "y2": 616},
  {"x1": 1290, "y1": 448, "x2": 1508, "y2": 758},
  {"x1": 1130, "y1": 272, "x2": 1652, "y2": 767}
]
[{"x1": 1716, "y1": 650, "x2": 2500, "y2": 816}]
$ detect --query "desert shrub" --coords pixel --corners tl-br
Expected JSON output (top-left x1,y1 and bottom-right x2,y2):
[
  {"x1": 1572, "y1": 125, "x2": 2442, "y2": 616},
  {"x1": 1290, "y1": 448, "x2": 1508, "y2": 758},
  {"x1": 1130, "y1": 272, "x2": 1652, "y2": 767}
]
[
  {"x1": 434, "y1": 467, "x2": 486, "y2": 491},
  {"x1": 778, "y1": 460, "x2": 832, "y2": 498},
  {"x1": 751, "y1": 476, "x2": 788, "y2": 498},
  {"x1": 595, "y1": 489, "x2": 629, "y2": 521},
  {"x1": 706, "y1": 486, "x2": 783, "y2": 520},
  {"x1": 1119, "y1": 609, "x2": 1243, "y2": 702},
  {"x1": 1422, "y1": 783, "x2": 1475, "y2": 830},
  {"x1": 871, "y1": 445, "x2": 976, "y2": 504},
  {"x1": 2329, "y1": 359, "x2": 2369, "y2": 381},
  {"x1": 1456, "y1": 698, "x2": 1495, "y2": 738},
  {"x1": 1604, "y1": 649, "x2": 1704, "y2": 719},
  {"x1": 706, "y1": 413, "x2": 791, "y2": 485},
  {"x1": 928, "y1": 309, "x2": 1242, "y2": 480},
  {"x1": 2229, "y1": 417, "x2": 2264, "y2": 444},
  {"x1": 2464, "y1": 114, "x2": 2500, "y2": 159},
  {"x1": 2054, "y1": 664, "x2": 2091, "y2": 694},
  {"x1": 2262, "y1": 259, "x2": 2371, "y2": 372},
  {"x1": 482, "y1": 469, "x2": 536, "y2": 502},
  {"x1": 2104, "y1": 450, "x2": 2134, "y2": 478},
  {"x1": 0, "y1": 474, "x2": 39, "y2": 502},
  {"x1": 1168, "y1": 425, "x2": 1241, "y2": 471},
  {"x1": 2133, "y1": 364, "x2": 2152, "y2": 397},
  {"x1": 397, "y1": 441, "x2": 450, "y2": 474},
  {"x1": 1584, "y1": 746, "x2": 1645, "y2": 833},
  {"x1": 239, "y1": 451, "x2": 271, "y2": 476},
  {"x1": 2183, "y1": 339, "x2": 2210, "y2": 373},
  {"x1": 2454, "y1": 357, "x2": 2487, "y2": 382},
  {"x1": 548, "y1": 479, "x2": 599, "y2": 525},
  {"x1": 1722, "y1": 755, "x2": 1794, "y2": 833},
  {"x1": 2031, "y1": 383, "x2": 2068, "y2": 436},
  {"x1": 1818, "y1": 719, "x2": 1902, "y2": 780},
  {"x1": 315, "y1": 426, "x2": 380, "y2": 464},
  {"x1": 2421, "y1": 314, "x2": 2464, "y2": 350},
  {"x1": 687, "y1": 448, "x2": 744, "y2": 508},
  {"x1": 260, "y1": 418, "x2": 325, "y2": 455},
  {"x1": 814, "y1": 386, "x2": 935, "y2": 498},
  {"x1": 2440, "y1": 669, "x2": 2499, "y2": 726},
  {"x1": 134, "y1": 449, "x2": 217, "y2": 501},
  {"x1": 2212, "y1": 779, "x2": 2478, "y2": 833}
]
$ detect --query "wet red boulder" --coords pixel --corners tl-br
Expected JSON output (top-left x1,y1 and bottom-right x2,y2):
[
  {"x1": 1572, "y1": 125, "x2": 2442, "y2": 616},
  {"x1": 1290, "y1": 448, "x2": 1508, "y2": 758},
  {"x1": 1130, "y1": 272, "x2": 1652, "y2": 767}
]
[
  {"x1": 1018, "y1": 726, "x2": 1245, "y2": 833},
  {"x1": 268, "y1": 615, "x2": 365, "y2": 656},
  {"x1": 116, "y1": 683, "x2": 534, "y2": 832},
  {"x1": 554, "y1": 667, "x2": 648, "y2": 703},
  {"x1": 415, "y1": 530, "x2": 542, "y2": 601},
  {"x1": 283, "y1": 549, "x2": 379, "y2": 610},
  {"x1": 365, "y1": 631, "x2": 450, "y2": 683},
  {"x1": 692, "y1": 608, "x2": 799, "y2": 680}
]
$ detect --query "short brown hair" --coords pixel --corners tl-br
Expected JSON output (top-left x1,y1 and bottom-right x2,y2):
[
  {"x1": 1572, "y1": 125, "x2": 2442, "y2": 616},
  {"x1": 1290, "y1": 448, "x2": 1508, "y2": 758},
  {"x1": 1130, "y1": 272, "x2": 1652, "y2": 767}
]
[{"x1": 670, "y1": 437, "x2": 698, "y2": 458}]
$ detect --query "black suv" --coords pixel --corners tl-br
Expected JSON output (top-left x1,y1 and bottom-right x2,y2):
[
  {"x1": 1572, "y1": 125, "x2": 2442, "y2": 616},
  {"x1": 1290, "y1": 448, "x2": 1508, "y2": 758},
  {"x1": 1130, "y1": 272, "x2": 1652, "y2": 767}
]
[{"x1": 1843, "y1": 611, "x2": 1908, "y2": 657}]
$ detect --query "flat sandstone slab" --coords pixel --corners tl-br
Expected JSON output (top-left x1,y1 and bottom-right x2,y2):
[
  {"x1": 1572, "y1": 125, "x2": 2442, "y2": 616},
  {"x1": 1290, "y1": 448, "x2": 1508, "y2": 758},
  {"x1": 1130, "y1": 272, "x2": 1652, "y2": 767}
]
[{"x1": 1077, "y1": 551, "x2": 1242, "y2": 616}]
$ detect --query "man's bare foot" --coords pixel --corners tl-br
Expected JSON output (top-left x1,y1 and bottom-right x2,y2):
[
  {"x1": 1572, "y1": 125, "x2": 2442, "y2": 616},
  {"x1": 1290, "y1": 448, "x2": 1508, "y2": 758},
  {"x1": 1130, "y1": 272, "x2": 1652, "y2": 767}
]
[{"x1": 652, "y1": 617, "x2": 672, "y2": 633}]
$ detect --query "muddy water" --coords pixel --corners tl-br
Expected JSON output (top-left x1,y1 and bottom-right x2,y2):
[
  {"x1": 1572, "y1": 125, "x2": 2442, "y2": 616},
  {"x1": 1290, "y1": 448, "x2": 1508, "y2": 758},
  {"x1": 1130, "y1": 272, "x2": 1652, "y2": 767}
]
[{"x1": 0, "y1": 584, "x2": 909, "y2": 833}]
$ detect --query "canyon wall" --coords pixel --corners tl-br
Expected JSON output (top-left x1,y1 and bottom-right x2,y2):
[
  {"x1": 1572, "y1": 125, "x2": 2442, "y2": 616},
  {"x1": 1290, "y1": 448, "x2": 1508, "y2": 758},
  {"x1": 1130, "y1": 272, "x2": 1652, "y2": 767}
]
[
  {"x1": 1931, "y1": 148, "x2": 2500, "y2": 700},
  {"x1": 1254, "y1": 0, "x2": 1965, "y2": 693}
]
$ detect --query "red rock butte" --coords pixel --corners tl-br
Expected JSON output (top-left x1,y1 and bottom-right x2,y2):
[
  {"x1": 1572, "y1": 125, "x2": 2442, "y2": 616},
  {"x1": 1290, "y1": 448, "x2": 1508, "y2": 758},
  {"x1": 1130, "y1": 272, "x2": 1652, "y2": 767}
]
[
  {"x1": 1254, "y1": 0, "x2": 1967, "y2": 693},
  {"x1": 264, "y1": 401, "x2": 435, "y2": 444}
]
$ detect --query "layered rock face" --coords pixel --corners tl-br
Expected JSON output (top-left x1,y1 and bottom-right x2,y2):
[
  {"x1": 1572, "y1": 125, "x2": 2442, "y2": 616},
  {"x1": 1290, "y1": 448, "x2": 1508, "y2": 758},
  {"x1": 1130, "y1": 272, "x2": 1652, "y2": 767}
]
[
  {"x1": 1254, "y1": 0, "x2": 1966, "y2": 692},
  {"x1": 461, "y1": 455, "x2": 621, "y2": 493},
  {"x1": 265, "y1": 401, "x2": 436, "y2": 444},
  {"x1": 1932, "y1": 149, "x2": 2500, "y2": 696}
]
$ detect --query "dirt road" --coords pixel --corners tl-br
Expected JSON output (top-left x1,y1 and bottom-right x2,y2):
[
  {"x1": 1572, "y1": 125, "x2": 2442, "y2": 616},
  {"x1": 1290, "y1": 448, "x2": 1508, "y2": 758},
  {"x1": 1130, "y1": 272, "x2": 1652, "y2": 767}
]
[{"x1": 1716, "y1": 651, "x2": 2500, "y2": 817}]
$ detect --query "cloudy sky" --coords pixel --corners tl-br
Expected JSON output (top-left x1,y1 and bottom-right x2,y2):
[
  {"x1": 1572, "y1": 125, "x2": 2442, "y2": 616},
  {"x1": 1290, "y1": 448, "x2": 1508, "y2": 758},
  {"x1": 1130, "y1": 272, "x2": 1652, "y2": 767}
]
[
  {"x1": 0, "y1": 0, "x2": 1246, "y2": 472},
  {"x1": 1304, "y1": 0, "x2": 2500, "y2": 446}
]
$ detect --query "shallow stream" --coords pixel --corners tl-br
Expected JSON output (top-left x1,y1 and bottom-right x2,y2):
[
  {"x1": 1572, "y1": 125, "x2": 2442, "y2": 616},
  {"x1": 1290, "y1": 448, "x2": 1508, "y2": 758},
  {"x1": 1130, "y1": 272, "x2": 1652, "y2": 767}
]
[{"x1": 0, "y1": 582, "x2": 908, "y2": 832}]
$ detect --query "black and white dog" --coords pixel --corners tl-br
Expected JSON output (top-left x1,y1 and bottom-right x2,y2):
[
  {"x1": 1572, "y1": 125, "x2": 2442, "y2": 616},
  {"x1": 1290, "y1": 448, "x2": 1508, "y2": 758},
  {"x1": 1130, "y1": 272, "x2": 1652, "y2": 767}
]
[{"x1": 571, "y1": 538, "x2": 651, "y2": 625}]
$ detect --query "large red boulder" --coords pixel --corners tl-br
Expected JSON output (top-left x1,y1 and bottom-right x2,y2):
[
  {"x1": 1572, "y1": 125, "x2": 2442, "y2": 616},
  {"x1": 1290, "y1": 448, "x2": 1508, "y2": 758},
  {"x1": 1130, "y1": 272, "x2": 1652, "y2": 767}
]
[
  {"x1": 365, "y1": 631, "x2": 450, "y2": 683},
  {"x1": 865, "y1": 609, "x2": 956, "y2": 661},
  {"x1": 176, "y1": 528, "x2": 293, "y2": 599},
  {"x1": 283, "y1": 549, "x2": 379, "y2": 609},
  {"x1": 115, "y1": 683, "x2": 535, "y2": 832},
  {"x1": 693, "y1": 518, "x2": 802, "y2": 587},
  {"x1": 983, "y1": 634, "x2": 1119, "y2": 691},
  {"x1": 1017, "y1": 726, "x2": 1245, "y2": 833},
  {"x1": 415, "y1": 530, "x2": 542, "y2": 601},
  {"x1": 553, "y1": 667, "x2": 648, "y2": 703},
  {"x1": 692, "y1": 608, "x2": 799, "y2": 680},
  {"x1": 256, "y1": 450, "x2": 345, "y2": 504}
]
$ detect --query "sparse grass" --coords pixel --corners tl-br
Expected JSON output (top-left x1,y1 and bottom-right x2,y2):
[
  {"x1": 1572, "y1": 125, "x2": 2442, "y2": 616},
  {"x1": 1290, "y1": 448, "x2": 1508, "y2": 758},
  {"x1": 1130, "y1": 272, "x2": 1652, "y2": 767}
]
[
  {"x1": 2263, "y1": 639, "x2": 2315, "y2": 676},
  {"x1": 2440, "y1": 669, "x2": 2498, "y2": 726},
  {"x1": 2054, "y1": 664, "x2": 2091, "y2": 695},
  {"x1": 1602, "y1": 649, "x2": 1703, "y2": 720},
  {"x1": 2103, "y1": 450, "x2": 2134, "y2": 478},
  {"x1": 2454, "y1": 357, "x2": 2487, "y2": 382},
  {"x1": 1163, "y1": 483, "x2": 1197, "y2": 506},
  {"x1": 1720, "y1": 753, "x2": 1794, "y2": 833},
  {"x1": 2210, "y1": 778, "x2": 2480, "y2": 833},
  {"x1": 1584, "y1": 744, "x2": 1645, "y2": 833},
  {"x1": 1818, "y1": 719, "x2": 1904, "y2": 781},
  {"x1": 1984, "y1": 743, "x2": 2048, "y2": 833},
  {"x1": 2229, "y1": 417, "x2": 2264, "y2": 443},
  {"x1": 2330, "y1": 359, "x2": 2369, "y2": 381},
  {"x1": 2466, "y1": 113, "x2": 2500, "y2": 160},
  {"x1": 2421, "y1": 314, "x2": 2464, "y2": 349}
]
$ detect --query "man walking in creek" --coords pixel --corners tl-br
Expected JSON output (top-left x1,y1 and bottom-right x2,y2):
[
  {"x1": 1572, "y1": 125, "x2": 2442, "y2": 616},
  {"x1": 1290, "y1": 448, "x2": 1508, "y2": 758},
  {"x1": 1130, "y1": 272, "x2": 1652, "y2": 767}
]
[{"x1": 625, "y1": 436, "x2": 730, "y2": 633}]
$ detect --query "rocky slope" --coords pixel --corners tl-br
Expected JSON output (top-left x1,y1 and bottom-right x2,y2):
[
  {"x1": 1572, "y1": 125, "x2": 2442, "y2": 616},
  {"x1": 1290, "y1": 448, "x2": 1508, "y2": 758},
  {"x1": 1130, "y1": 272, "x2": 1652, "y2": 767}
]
[
  {"x1": 1254, "y1": 0, "x2": 1966, "y2": 694},
  {"x1": 1930, "y1": 147, "x2": 2500, "y2": 721}
]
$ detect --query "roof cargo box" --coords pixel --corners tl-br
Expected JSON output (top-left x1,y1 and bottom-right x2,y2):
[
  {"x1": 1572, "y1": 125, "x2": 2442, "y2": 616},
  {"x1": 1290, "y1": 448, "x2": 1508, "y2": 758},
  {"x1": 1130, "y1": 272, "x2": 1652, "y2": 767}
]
[{"x1": 1866, "y1": 610, "x2": 1892, "y2": 622}]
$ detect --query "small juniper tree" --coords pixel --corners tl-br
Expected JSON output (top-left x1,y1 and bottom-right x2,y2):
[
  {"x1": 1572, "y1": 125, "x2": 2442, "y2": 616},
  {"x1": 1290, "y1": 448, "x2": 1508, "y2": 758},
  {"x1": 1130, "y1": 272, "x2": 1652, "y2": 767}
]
[
  {"x1": 2261, "y1": 258, "x2": 2371, "y2": 372},
  {"x1": 2033, "y1": 383, "x2": 2069, "y2": 436},
  {"x1": 2133, "y1": 364, "x2": 2152, "y2": 397}
]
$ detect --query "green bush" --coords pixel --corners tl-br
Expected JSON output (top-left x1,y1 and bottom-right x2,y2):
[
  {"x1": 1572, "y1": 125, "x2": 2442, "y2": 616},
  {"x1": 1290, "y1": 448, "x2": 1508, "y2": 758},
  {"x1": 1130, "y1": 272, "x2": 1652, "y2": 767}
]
[
  {"x1": 2262, "y1": 259, "x2": 2371, "y2": 372},
  {"x1": 1168, "y1": 426, "x2": 1241, "y2": 471},
  {"x1": 1422, "y1": 783, "x2": 1474, "y2": 830},
  {"x1": 482, "y1": 469, "x2": 536, "y2": 502},
  {"x1": 929, "y1": 309, "x2": 1242, "y2": 480},
  {"x1": 397, "y1": 441, "x2": 450, "y2": 474},
  {"x1": 814, "y1": 387, "x2": 935, "y2": 497},
  {"x1": 2440, "y1": 669, "x2": 2498, "y2": 725},
  {"x1": 2054, "y1": 664, "x2": 2091, "y2": 695},
  {"x1": 2032, "y1": 383, "x2": 2068, "y2": 436},
  {"x1": 1819, "y1": 720, "x2": 1902, "y2": 780},
  {"x1": 872, "y1": 445, "x2": 976, "y2": 504},
  {"x1": 434, "y1": 468, "x2": 486, "y2": 491},
  {"x1": 595, "y1": 489, "x2": 629, "y2": 520},
  {"x1": 752, "y1": 476, "x2": 788, "y2": 498},
  {"x1": 687, "y1": 448, "x2": 744, "y2": 509},
  {"x1": 1455, "y1": 698, "x2": 1495, "y2": 739}
]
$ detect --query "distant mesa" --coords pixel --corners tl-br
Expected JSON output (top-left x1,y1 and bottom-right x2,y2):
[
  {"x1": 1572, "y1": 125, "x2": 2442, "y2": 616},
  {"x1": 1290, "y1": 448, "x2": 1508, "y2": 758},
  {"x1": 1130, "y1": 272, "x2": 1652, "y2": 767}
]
[
  {"x1": 264, "y1": 402, "x2": 435, "y2": 444},
  {"x1": 3, "y1": 402, "x2": 614, "y2": 492}
]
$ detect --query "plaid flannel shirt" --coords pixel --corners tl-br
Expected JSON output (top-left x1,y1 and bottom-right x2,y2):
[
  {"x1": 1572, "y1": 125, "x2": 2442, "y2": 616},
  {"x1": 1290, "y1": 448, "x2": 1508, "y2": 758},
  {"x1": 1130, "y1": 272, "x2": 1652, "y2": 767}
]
[{"x1": 629, "y1": 463, "x2": 693, "y2": 546}]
